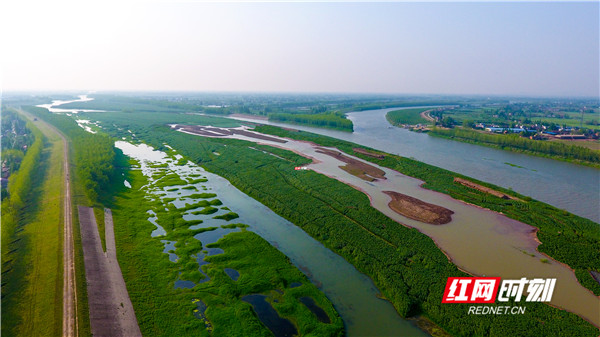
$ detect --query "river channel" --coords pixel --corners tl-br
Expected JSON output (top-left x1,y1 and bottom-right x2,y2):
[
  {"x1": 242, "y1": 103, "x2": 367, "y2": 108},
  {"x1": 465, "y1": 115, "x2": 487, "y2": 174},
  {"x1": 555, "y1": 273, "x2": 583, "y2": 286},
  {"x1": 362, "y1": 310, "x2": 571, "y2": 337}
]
[
  {"x1": 176, "y1": 125, "x2": 599, "y2": 327},
  {"x1": 43, "y1": 95, "x2": 599, "y2": 332},
  {"x1": 114, "y1": 140, "x2": 426, "y2": 336},
  {"x1": 227, "y1": 108, "x2": 599, "y2": 223},
  {"x1": 41, "y1": 96, "x2": 429, "y2": 336}
]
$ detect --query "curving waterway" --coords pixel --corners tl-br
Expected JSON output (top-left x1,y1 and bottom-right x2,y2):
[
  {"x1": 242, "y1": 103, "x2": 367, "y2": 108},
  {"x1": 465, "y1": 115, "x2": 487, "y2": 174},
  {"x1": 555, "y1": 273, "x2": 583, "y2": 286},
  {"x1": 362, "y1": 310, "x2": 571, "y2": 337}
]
[
  {"x1": 176, "y1": 125, "x2": 599, "y2": 327},
  {"x1": 227, "y1": 108, "x2": 599, "y2": 223},
  {"x1": 43, "y1": 96, "x2": 428, "y2": 336},
  {"x1": 114, "y1": 140, "x2": 427, "y2": 336},
  {"x1": 44, "y1": 96, "x2": 600, "y2": 332}
]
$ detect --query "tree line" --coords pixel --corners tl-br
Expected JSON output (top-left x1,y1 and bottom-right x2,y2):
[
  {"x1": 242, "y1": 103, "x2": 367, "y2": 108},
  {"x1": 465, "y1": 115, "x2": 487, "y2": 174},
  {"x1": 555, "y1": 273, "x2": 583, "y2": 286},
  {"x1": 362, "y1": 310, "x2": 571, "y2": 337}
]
[
  {"x1": 268, "y1": 112, "x2": 353, "y2": 131},
  {"x1": 1, "y1": 117, "x2": 44, "y2": 334},
  {"x1": 25, "y1": 106, "x2": 116, "y2": 203},
  {"x1": 1, "y1": 109, "x2": 35, "y2": 183},
  {"x1": 430, "y1": 127, "x2": 600, "y2": 165}
]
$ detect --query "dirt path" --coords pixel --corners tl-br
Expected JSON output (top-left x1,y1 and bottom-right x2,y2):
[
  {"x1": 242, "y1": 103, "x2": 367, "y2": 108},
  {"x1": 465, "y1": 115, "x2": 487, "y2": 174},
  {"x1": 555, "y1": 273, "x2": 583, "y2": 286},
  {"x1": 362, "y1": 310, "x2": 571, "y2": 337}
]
[
  {"x1": 420, "y1": 109, "x2": 435, "y2": 122},
  {"x1": 78, "y1": 206, "x2": 142, "y2": 337},
  {"x1": 62, "y1": 131, "x2": 77, "y2": 337},
  {"x1": 17, "y1": 108, "x2": 78, "y2": 337}
]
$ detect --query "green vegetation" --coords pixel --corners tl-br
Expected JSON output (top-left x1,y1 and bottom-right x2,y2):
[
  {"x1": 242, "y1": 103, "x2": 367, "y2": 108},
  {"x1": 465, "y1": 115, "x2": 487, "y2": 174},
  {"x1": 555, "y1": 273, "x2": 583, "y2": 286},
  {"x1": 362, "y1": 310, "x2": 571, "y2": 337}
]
[
  {"x1": 213, "y1": 212, "x2": 240, "y2": 221},
  {"x1": 112, "y1": 165, "x2": 343, "y2": 336},
  {"x1": 268, "y1": 112, "x2": 353, "y2": 131},
  {"x1": 186, "y1": 193, "x2": 217, "y2": 199},
  {"x1": 98, "y1": 121, "x2": 595, "y2": 336},
  {"x1": 22, "y1": 106, "x2": 128, "y2": 337},
  {"x1": 1, "y1": 109, "x2": 35, "y2": 195},
  {"x1": 386, "y1": 108, "x2": 430, "y2": 126},
  {"x1": 25, "y1": 106, "x2": 116, "y2": 203},
  {"x1": 254, "y1": 125, "x2": 600, "y2": 293},
  {"x1": 1, "y1": 112, "x2": 62, "y2": 337},
  {"x1": 203, "y1": 231, "x2": 343, "y2": 337},
  {"x1": 436, "y1": 101, "x2": 599, "y2": 129},
  {"x1": 430, "y1": 127, "x2": 600, "y2": 166},
  {"x1": 347, "y1": 100, "x2": 460, "y2": 112},
  {"x1": 45, "y1": 96, "x2": 600, "y2": 335},
  {"x1": 155, "y1": 173, "x2": 188, "y2": 188},
  {"x1": 191, "y1": 207, "x2": 219, "y2": 215}
]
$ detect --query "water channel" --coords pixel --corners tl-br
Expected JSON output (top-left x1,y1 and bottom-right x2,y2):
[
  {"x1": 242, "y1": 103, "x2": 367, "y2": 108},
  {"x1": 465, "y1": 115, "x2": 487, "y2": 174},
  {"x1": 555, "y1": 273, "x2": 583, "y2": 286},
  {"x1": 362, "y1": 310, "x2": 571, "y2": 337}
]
[
  {"x1": 40, "y1": 95, "x2": 430, "y2": 336},
  {"x1": 114, "y1": 140, "x2": 427, "y2": 336},
  {"x1": 43, "y1": 95, "x2": 600, "y2": 333},
  {"x1": 227, "y1": 109, "x2": 599, "y2": 223},
  {"x1": 176, "y1": 125, "x2": 599, "y2": 327}
]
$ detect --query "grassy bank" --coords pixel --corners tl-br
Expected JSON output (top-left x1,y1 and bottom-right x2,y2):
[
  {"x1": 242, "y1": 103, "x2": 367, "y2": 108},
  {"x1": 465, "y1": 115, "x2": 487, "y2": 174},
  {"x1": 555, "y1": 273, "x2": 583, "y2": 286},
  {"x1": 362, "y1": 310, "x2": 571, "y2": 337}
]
[
  {"x1": 429, "y1": 127, "x2": 600, "y2": 167},
  {"x1": 1, "y1": 112, "x2": 63, "y2": 337},
  {"x1": 268, "y1": 112, "x2": 354, "y2": 131},
  {"x1": 22, "y1": 105, "x2": 129, "y2": 337},
  {"x1": 255, "y1": 125, "x2": 600, "y2": 294},
  {"x1": 386, "y1": 108, "x2": 430, "y2": 126},
  {"x1": 112, "y1": 163, "x2": 343, "y2": 336}
]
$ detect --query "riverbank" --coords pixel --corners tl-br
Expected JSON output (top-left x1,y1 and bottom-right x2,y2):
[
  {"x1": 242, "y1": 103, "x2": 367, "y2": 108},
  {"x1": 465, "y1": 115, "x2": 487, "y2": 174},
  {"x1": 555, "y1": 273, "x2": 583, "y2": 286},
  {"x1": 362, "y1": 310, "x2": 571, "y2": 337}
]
[
  {"x1": 111, "y1": 144, "x2": 344, "y2": 337},
  {"x1": 248, "y1": 125, "x2": 600, "y2": 323},
  {"x1": 146, "y1": 123, "x2": 597, "y2": 335},
  {"x1": 221, "y1": 109, "x2": 599, "y2": 223},
  {"x1": 68, "y1": 103, "x2": 599, "y2": 334},
  {"x1": 1, "y1": 111, "x2": 63, "y2": 337},
  {"x1": 428, "y1": 127, "x2": 600, "y2": 168}
]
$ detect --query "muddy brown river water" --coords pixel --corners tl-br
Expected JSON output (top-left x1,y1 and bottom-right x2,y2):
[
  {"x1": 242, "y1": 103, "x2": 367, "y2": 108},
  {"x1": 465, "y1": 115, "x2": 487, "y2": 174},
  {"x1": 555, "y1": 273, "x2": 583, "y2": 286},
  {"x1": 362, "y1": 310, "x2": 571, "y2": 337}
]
[{"x1": 176, "y1": 125, "x2": 600, "y2": 327}]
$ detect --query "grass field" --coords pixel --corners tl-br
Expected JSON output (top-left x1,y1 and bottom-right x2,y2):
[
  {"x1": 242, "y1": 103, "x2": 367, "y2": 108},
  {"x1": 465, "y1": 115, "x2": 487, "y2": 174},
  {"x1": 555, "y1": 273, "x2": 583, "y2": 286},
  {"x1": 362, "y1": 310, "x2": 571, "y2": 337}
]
[
  {"x1": 1, "y1": 112, "x2": 64, "y2": 337},
  {"x1": 549, "y1": 138, "x2": 600, "y2": 151},
  {"x1": 386, "y1": 108, "x2": 430, "y2": 125}
]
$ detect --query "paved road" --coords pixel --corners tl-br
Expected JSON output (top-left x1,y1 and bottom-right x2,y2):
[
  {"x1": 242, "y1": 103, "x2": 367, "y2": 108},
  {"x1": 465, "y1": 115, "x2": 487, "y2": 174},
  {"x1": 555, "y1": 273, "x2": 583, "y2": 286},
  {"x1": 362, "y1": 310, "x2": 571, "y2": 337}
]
[{"x1": 78, "y1": 206, "x2": 142, "y2": 337}]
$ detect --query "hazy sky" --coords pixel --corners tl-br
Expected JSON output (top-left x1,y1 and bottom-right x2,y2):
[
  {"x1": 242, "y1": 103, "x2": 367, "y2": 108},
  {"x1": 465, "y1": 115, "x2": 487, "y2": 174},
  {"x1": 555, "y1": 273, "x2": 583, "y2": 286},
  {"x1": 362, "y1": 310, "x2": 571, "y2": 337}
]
[{"x1": 2, "y1": 1, "x2": 599, "y2": 97}]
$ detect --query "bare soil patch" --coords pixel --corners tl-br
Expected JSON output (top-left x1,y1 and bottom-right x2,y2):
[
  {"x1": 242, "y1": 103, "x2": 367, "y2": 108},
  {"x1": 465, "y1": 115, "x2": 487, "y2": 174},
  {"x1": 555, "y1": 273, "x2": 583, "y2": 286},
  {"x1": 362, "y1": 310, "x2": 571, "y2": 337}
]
[
  {"x1": 353, "y1": 148, "x2": 385, "y2": 159},
  {"x1": 78, "y1": 206, "x2": 141, "y2": 337},
  {"x1": 454, "y1": 177, "x2": 523, "y2": 201},
  {"x1": 383, "y1": 191, "x2": 454, "y2": 225},
  {"x1": 316, "y1": 147, "x2": 386, "y2": 181}
]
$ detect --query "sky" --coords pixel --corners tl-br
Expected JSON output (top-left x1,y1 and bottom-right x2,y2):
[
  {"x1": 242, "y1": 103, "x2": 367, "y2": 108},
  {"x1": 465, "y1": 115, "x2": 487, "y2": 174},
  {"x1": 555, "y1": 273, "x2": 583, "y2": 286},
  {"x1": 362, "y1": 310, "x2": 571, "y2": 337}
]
[{"x1": 2, "y1": 1, "x2": 599, "y2": 97}]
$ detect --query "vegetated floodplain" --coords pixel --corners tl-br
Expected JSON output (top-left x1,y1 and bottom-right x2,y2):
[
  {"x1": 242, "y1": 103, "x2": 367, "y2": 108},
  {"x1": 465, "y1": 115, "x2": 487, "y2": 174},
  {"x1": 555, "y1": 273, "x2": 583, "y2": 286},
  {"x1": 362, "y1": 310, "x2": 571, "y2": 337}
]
[
  {"x1": 429, "y1": 127, "x2": 600, "y2": 167},
  {"x1": 386, "y1": 108, "x2": 430, "y2": 126},
  {"x1": 146, "y1": 124, "x2": 598, "y2": 336},
  {"x1": 75, "y1": 103, "x2": 599, "y2": 335},
  {"x1": 112, "y1": 141, "x2": 343, "y2": 336},
  {"x1": 268, "y1": 112, "x2": 354, "y2": 131},
  {"x1": 22, "y1": 105, "x2": 127, "y2": 337},
  {"x1": 255, "y1": 125, "x2": 600, "y2": 293},
  {"x1": 402, "y1": 99, "x2": 600, "y2": 167},
  {"x1": 1, "y1": 110, "x2": 63, "y2": 337}
]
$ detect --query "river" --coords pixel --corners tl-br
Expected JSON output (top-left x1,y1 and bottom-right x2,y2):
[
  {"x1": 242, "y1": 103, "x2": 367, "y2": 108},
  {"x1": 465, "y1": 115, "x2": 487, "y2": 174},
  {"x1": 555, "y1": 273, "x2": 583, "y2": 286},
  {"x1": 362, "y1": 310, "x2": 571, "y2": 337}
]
[
  {"x1": 115, "y1": 140, "x2": 427, "y2": 336},
  {"x1": 227, "y1": 108, "x2": 599, "y2": 223},
  {"x1": 43, "y1": 96, "x2": 600, "y2": 333},
  {"x1": 41, "y1": 95, "x2": 432, "y2": 336},
  {"x1": 175, "y1": 125, "x2": 599, "y2": 327}
]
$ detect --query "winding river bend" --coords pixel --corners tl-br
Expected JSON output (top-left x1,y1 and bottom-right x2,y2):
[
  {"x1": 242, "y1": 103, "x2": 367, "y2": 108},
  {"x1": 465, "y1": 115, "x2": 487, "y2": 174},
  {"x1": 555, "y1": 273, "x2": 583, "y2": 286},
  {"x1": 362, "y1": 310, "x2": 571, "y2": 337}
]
[
  {"x1": 115, "y1": 140, "x2": 426, "y2": 336},
  {"x1": 43, "y1": 95, "x2": 599, "y2": 333},
  {"x1": 43, "y1": 96, "x2": 428, "y2": 335},
  {"x1": 227, "y1": 108, "x2": 599, "y2": 223},
  {"x1": 176, "y1": 125, "x2": 599, "y2": 327}
]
